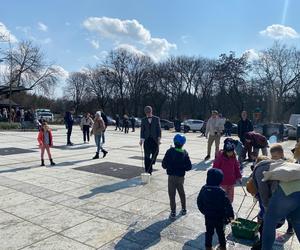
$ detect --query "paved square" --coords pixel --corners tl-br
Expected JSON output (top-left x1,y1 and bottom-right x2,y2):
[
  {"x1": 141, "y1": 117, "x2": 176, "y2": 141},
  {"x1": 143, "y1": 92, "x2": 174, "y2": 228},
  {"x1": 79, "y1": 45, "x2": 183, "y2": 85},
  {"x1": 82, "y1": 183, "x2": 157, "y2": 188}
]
[
  {"x1": 0, "y1": 147, "x2": 36, "y2": 155},
  {"x1": 0, "y1": 125, "x2": 299, "y2": 249},
  {"x1": 75, "y1": 162, "x2": 156, "y2": 179}
]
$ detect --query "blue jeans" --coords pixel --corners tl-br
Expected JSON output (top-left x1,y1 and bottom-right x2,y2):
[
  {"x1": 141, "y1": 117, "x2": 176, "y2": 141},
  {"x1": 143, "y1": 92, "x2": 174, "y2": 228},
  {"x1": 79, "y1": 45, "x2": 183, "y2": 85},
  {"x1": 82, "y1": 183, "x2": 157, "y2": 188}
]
[
  {"x1": 262, "y1": 186, "x2": 300, "y2": 250},
  {"x1": 94, "y1": 134, "x2": 102, "y2": 153}
]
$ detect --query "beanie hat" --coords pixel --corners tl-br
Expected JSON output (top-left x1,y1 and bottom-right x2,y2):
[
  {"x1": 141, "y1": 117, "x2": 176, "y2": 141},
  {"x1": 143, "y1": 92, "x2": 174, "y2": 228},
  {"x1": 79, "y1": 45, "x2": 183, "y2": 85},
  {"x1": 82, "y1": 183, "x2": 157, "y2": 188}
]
[
  {"x1": 223, "y1": 140, "x2": 235, "y2": 152},
  {"x1": 173, "y1": 134, "x2": 186, "y2": 147}
]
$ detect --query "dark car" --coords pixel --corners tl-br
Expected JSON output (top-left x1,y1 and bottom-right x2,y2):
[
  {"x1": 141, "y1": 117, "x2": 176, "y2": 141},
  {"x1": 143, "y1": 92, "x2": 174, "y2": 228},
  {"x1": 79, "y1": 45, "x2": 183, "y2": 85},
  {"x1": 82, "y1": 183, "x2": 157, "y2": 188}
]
[{"x1": 160, "y1": 119, "x2": 174, "y2": 130}]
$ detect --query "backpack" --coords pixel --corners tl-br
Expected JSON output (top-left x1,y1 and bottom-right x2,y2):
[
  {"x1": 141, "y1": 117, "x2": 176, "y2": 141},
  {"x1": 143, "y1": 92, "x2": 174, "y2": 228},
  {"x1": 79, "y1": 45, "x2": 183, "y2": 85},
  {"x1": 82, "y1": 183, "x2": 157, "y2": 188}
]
[{"x1": 246, "y1": 174, "x2": 257, "y2": 196}]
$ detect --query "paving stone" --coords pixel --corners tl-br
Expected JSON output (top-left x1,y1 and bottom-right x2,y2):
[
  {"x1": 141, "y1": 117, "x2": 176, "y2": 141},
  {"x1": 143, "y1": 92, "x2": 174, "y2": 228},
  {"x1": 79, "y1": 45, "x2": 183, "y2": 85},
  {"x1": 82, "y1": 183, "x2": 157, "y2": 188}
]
[
  {"x1": 0, "y1": 210, "x2": 24, "y2": 229},
  {"x1": 29, "y1": 206, "x2": 94, "y2": 232},
  {"x1": 3, "y1": 198, "x2": 62, "y2": 220},
  {"x1": 120, "y1": 198, "x2": 168, "y2": 217},
  {"x1": 0, "y1": 221, "x2": 54, "y2": 249},
  {"x1": 62, "y1": 217, "x2": 127, "y2": 248},
  {"x1": 0, "y1": 191, "x2": 35, "y2": 209},
  {"x1": 23, "y1": 235, "x2": 95, "y2": 250}
]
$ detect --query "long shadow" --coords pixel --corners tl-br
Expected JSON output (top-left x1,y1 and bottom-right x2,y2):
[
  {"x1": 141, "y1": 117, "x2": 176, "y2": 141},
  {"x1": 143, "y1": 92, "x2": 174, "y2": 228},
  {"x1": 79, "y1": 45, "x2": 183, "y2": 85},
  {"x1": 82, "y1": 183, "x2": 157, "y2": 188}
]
[
  {"x1": 54, "y1": 159, "x2": 92, "y2": 167},
  {"x1": 52, "y1": 144, "x2": 95, "y2": 150},
  {"x1": 192, "y1": 160, "x2": 213, "y2": 171},
  {"x1": 0, "y1": 166, "x2": 34, "y2": 174},
  {"x1": 114, "y1": 219, "x2": 174, "y2": 249},
  {"x1": 79, "y1": 177, "x2": 141, "y2": 199},
  {"x1": 182, "y1": 232, "x2": 206, "y2": 249}
]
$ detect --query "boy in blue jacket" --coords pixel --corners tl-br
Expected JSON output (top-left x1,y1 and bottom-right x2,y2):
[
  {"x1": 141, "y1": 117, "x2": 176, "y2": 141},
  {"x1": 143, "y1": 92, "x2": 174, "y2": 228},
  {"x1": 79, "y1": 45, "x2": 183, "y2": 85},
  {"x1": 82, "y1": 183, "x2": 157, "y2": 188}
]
[
  {"x1": 197, "y1": 168, "x2": 234, "y2": 250},
  {"x1": 162, "y1": 134, "x2": 192, "y2": 220}
]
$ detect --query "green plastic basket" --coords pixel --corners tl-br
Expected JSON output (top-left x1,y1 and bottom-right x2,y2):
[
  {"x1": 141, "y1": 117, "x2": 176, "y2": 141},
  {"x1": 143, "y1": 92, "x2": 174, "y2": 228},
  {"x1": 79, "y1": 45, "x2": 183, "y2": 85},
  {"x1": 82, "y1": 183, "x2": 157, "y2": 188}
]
[{"x1": 231, "y1": 218, "x2": 260, "y2": 240}]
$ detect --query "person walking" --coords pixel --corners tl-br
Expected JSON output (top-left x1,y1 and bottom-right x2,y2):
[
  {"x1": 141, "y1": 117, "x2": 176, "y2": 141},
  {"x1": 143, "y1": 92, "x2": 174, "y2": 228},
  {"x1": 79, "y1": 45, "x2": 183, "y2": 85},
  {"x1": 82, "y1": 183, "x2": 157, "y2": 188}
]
[
  {"x1": 115, "y1": 114, "x2": 121, "y2": 131},
  {"x1": 80, "y1": 113, "x2": 94, "y2": 143},
  {"x1": 91, "y1": 111, "x2": 108, "y2": 159},
  {"x1": 162, "y1": 134, "x2": 192, "y2": 219},
  {"x1": 123, "y1": 114, "x2": 129, "y2": 134},
  {"x1": 205, "y1": 110, "x2": 222, "y2": 160},
  {"x1": 37, "y1": 122, "x2": 55, "y2": 166},
  {"x1": 140, "y1": 106, "x2": 162, "y2": 174},
  {"x1": 100, "y1": 109, "x2": 108, "y2": 144},
  {"x1": 64, "y1": 110, "x2": 74, "y2": 146},
  {"x1": 130, "y1": 116, "x2": 136, "y2": 132}
]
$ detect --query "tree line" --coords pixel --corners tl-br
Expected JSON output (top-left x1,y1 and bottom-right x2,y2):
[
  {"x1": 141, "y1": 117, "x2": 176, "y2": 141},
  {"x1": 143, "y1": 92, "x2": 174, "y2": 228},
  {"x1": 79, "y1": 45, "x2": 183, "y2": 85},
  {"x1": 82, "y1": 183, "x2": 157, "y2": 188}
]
[{"x1": 1, "y1": 38, "x2": 300, "y2": 122}]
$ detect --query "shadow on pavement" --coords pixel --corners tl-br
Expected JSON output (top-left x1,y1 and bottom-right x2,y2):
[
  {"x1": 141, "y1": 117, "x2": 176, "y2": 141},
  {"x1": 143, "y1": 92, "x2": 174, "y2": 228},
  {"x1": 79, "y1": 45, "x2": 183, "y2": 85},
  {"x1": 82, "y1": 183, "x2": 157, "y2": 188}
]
[
  {"x1": 182, "y1": 232, "x2": 206, "y2": 249},
  {"x1": 54, "y1": 159, "x2": 92, "y2": 167},
  {"x1": 114, "y1": 219, "x2": 174, "y2": 249},
  {"x1": 192, "y1": 160, "x2": 212, "y2": 171},
  {"x1": 78, "y1": 177, "x2": 141, "y2": 199}
]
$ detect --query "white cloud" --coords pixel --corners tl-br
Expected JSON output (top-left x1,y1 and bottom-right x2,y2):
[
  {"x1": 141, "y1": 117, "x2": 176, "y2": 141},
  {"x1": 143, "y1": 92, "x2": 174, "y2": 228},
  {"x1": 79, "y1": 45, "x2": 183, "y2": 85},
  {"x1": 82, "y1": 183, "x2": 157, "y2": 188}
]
[
  {"x1": 244, "y1": 49, "x2": 260, "y2": 61},
  {"x1": 260, "y1": 24, "x2": 299, "y2": 39},
  {"x1": 38, "y1": 22, "x2": 48, "y2": 32},
  {"x1": 89, "y1": 39, "x2": 100, "y2": 49},
  {"x1": 116, "y1": 44, "x2": 145, "y2": 56},
  {"x1": 82, "y1": 17, "x2": 176, "y2": 61},
  {"x1": 52, "y1": 65, "x2": 69, "y2": 80},
  {"x1": 0, "y1": 22, "x2": 17, "y2": 43}
]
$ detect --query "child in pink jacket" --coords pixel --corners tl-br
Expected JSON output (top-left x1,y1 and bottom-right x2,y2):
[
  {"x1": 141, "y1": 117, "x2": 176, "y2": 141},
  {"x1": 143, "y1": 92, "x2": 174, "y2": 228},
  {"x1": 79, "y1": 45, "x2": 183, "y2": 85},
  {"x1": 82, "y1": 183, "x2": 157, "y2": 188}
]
[{"x1": 213, "y1": 141, "x2": 242, "y2": 203}]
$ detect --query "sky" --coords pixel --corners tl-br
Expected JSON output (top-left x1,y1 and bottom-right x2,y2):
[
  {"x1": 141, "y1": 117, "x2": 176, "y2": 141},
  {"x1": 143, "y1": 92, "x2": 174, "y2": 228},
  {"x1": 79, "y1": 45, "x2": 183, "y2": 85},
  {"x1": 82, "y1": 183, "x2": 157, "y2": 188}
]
[{"x1": 1, "y1": 0, "x2": 300, "y2": 97}]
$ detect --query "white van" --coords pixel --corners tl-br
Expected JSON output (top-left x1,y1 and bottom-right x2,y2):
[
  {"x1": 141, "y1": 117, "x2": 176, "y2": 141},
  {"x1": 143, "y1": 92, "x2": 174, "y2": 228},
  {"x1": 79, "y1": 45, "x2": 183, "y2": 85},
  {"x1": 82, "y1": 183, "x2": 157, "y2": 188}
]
[
  {"x1": 35, "y1": 109, "x2": 54, "y2": 122},
  {"x1": 289, "y1": 114, "x2": 300, "y2": 127}
]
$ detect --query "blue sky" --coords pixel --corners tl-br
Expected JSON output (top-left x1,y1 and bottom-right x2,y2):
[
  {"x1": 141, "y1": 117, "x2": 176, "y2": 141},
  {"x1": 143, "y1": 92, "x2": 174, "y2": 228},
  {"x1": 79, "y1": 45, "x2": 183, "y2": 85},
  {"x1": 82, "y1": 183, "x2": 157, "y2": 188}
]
[{"x1": 1, "y1": 0, "x2": 300, "y2": 95}]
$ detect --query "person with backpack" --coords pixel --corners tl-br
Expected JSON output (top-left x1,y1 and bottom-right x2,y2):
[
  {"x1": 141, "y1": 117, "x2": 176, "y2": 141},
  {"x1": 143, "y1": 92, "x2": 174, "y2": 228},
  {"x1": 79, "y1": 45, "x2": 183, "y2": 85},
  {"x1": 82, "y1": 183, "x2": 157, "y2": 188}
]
[
  {"x1": 162, "y1": 134, "x2": 192, "y2": 220},
  {"x1": 37, "y1": 122, "x2": 55, "y2": 166},
  {"x1": 213, "y1": 140, "x2": 242, "y2": 203},
  {"x1": 224, "y1": 119, "x2": 233, "y2": 137},
  {"x1": 197, "y1": 168, "x2": 234, "y2": 250}
]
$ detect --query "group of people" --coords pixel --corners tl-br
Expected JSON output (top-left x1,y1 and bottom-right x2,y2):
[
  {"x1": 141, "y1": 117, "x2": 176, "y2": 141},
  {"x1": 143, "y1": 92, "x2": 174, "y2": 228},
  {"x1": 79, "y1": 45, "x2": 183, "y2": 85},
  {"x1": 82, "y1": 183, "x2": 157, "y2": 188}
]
[
  {"x1": 115, "y1": 114, "x2": 136, "y2": 133},
  {"x1": 0, "y1": 107, "x2": 26, "y2": 122}
]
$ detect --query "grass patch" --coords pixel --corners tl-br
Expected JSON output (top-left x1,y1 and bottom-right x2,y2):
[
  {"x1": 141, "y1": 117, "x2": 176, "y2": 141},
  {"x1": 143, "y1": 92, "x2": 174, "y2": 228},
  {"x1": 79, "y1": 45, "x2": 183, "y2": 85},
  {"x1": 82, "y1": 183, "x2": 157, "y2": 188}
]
[{"x1": 0, "y1": 122, "x2": 21, "y2": 130}]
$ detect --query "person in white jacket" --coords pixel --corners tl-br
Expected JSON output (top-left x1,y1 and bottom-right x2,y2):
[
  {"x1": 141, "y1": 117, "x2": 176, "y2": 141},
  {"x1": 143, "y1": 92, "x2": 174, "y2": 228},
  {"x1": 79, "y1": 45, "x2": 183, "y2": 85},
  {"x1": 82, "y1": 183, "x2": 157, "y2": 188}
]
[
  {"x1": 80, "y1": 113, "x2": 94, "y2": 143},
  {"x1": 205, "y1": 110, "x2": 223, "y2": 160}
]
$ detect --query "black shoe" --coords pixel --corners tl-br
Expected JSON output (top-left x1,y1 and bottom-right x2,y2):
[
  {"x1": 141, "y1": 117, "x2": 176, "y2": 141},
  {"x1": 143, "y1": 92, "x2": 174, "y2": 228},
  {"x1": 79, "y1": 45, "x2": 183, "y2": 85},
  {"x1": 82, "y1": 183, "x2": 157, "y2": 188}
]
[
  {"x1": 204, "y1": 155, "x2": 210, "y2": 161},
  {"x1": 50, "y1": 159, "x2": 56, "y2": 166},
  {"x1": 93, "y1": 153, "x2": 99, "y2": 159},
  {"x1": 102, "y1": 149, "x2": 108, "y2": 158},
  {"x1": 67, "y1": 142, "x2": 74, "y2": 146},
  {"x1": 40, "y1": 159, "x2": 45, "y2": 166},
  {"x1": 181, "y1": 209, "x2": 187, "y2": 216},
  {"x1": 169, "y1": 211, "x2": 176, "y2": 220}
]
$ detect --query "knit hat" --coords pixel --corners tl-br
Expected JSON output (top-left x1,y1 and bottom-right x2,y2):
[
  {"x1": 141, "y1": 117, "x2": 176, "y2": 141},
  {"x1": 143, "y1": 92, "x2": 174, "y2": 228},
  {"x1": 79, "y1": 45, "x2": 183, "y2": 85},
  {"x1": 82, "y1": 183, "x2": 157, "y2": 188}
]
[
  {"x1": 223, "y1": 140, "x2": 235, "y2": 152},
  {"x1": 95, "y1": 111, "x2": 101, "y2": 117},
  {"x1": 206, "y1": 168, "x2": 224, "y2": 186}
]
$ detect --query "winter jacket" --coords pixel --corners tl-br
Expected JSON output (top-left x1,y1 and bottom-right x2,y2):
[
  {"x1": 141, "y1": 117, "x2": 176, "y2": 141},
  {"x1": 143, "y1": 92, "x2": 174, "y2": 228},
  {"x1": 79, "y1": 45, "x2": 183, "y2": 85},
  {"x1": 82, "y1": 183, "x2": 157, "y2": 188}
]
[
  {"x1": 253, "y1": 159, "x2": 277, "y2": 209},
  {"x1": 197, "y1": 186, "x2": 234, "y2": 220},
  {"x1": 224, "y1": 121, "x2": 233, "y2": 130},
  {"x1": 237, "y1": 119, "x2": 253, "y2": 141},
  {"x1": 91, "y1": 118, "x2": 105, "y2": 136},
  {"x1": 162, "y1": 147, "x2": 192, "y2": 177},
  {"x1": 80, "y1": 117, "x2": 94, "y2": 127},
  {"x1": 245, "y1": 131, "x2": 268, "y2": 149},
  {"x1": 64, "y1": 111, "x2": 74, "y2": 128},
  {"x1": 205, "y1": 117, "x2": 223, "y2": 137},
  {"x1": 37, "y1": 130, "x2": 53, "y2": 147},
  {"x1": 213, "y1": 151, "x2": 241, "y2": 185}
]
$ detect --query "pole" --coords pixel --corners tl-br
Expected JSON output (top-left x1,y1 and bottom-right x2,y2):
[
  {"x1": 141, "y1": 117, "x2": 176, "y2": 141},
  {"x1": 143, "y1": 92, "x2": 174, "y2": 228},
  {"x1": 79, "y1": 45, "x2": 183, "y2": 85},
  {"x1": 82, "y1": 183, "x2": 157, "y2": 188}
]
[{"x1": 8, "y1": 36, "x2": 12, "y2": 123}]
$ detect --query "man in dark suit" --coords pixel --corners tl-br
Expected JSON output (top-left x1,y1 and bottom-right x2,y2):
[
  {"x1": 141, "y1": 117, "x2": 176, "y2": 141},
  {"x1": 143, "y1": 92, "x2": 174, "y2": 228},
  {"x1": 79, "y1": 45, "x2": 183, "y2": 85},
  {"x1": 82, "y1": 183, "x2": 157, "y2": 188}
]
[
  {"x1": 140, "y1": 106, "x2": 162, "y2": 174},
  {"x1": 100, "y1": 109, "x2": 108, "y2": 144},
  {"x1": 64, "y1": 109, "x2": 74, "y2": 146}
]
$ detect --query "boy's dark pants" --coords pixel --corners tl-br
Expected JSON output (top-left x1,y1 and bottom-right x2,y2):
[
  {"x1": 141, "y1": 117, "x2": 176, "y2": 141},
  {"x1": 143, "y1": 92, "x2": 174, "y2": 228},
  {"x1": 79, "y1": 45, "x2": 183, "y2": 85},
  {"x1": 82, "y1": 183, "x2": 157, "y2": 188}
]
[
  {"x1": 205, "y1": 218, "x2": 226, "y2": 248},
  {"x1": 83, "y1": 125, "x2": 90, "y2": 142},
  {"x1": 144, "y1": 138, "x2": 159, "y2": 174},
  {"x1": 168, "y1": 175, "x2": 186, "y2": 212}
]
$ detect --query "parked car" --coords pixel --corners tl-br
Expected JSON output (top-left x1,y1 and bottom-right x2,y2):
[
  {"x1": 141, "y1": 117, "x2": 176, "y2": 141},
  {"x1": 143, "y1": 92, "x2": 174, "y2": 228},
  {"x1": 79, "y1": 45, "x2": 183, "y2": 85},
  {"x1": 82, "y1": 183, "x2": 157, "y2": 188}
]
[
  {"x1": 134, "y1": 117, "x2": 141, "y2": 128},
  {"x1": 285, "y1": 124, "x2": 297, "y2": 139},
  {"x1": 181, "y1": 119, "x2": 204, "y2": 133},
  {"x1": 262, "y1": 123, "x2": 288, "y2": 139},
  {"x1": 160, "y1": 119, "x2": 174, "y2": 130},
  {"x1": 289, "y1": 114, "x2": 300, "y2": 127},
  {"x1": 231, "y1": 123, "x2": 238, "y2": 135},
  {"x1": 107, "y1": 116, "x2": 116, "y2": 126},
  {"x1": 35, "y1": 109, "x2": 54, "y2": 122}
]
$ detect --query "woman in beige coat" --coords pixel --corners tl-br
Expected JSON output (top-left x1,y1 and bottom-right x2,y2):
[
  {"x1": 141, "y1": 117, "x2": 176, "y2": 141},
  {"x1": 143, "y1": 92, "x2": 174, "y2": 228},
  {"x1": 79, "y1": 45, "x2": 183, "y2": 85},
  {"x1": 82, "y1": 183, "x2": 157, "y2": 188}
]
[{"x1": 91, "y1": 111, "x2": 108, "y2": 159}]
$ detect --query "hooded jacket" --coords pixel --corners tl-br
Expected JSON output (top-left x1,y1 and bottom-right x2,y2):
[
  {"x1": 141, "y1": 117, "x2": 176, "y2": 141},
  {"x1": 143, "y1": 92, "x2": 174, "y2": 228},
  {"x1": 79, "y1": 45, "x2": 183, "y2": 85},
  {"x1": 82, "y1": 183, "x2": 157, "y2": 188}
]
[
  {"x1": 162, "y1": 147, "x2": 192, "y2": 177},
  {"x1": 213, "y1": 151, "x2": 241, "y2": 185},
  {"x1": 245, "y1": 131, "x2": 268, "y2": 149},
  {"x1": 197, "y1": 168, "x2": 234, "y2": 220}
]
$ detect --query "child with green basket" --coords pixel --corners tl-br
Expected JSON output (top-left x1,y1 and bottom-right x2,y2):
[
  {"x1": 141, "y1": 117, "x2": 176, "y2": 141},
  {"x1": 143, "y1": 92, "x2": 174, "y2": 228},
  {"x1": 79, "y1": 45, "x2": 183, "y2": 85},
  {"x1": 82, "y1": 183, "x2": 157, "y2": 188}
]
[{"x1": 197, "y1": 168, "x2": 234, "y2": 250}]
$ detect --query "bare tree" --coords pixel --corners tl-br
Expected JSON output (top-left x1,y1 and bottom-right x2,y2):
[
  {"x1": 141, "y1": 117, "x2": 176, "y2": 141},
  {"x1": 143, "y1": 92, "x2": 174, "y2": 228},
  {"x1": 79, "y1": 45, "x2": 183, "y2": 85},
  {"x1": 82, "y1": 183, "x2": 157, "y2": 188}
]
[
  {"x1": 64, "y1": 72, "x2": 88, "y2": 114},
  {"x1": 2, "y1": 41, "x2": 58, "y2": 94},
  {"x1": 253, "y1": 42, "x2": 300, "y2": 121}
]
